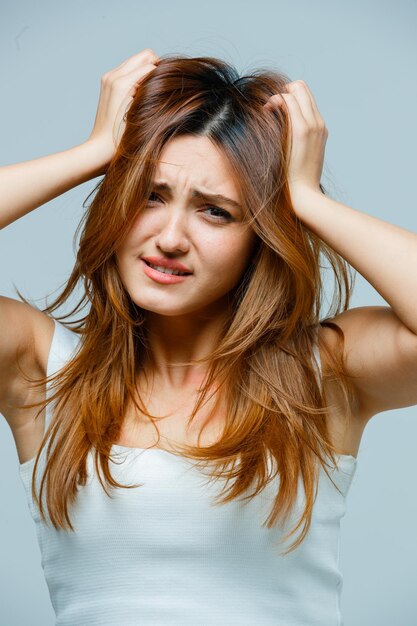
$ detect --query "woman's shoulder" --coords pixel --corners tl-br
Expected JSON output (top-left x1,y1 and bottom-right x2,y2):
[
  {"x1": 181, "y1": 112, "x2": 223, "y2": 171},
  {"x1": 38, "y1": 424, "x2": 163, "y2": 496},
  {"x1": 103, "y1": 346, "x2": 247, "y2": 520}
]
[{"x1": 36, "y1": 316, "x2": 80, "y2": 375}]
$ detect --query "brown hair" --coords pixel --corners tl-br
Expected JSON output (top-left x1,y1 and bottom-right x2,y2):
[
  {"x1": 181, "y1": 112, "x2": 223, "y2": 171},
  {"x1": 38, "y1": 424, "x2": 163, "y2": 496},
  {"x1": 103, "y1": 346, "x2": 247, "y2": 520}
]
[{"x1": 16, "y1": 53, "x2": 357, "y2": 555}]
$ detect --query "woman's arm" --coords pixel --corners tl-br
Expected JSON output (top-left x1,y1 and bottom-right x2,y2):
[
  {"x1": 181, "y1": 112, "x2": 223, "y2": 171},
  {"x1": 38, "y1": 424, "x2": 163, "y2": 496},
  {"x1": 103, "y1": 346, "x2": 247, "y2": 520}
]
[
  {"x1": 265, "y1": 81, "x2": 417, "y2": 421},
  {"x1": 0, "y1": 47, "x2": 160, "y2": 231},
  {"x1": 0, "y1": 141, "x2": 107, "y2": 230}
]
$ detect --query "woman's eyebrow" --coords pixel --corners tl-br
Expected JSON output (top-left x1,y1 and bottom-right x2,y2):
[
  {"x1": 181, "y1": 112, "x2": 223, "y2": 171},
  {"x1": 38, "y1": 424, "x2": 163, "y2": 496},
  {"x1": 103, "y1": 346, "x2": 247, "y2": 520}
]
[{"x1": 152, "y1": 181, "x2": 243, "y2": 211}]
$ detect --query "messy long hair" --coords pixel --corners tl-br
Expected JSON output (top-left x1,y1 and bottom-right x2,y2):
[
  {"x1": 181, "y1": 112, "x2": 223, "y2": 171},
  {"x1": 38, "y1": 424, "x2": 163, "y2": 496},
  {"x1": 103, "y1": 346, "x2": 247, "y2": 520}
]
[{"x1": 16, "y1": 53, "x2": 357, "y2": 555}]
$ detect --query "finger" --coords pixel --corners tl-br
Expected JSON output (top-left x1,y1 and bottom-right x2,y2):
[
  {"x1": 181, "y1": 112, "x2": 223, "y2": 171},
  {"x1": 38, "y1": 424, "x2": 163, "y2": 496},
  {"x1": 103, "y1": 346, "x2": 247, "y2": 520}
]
[
  {"x1": 269, "y1": 92, "x2": 309, "y2": 137},
  {"x1": 285, "y1": 82, "x2": 319, "y2": 127},
  {"x1": 288, "y1": 81, "x2": 325, "y2": 127},
  {"x1": 115, "y1": 62, "x2": 158, "y2": 98},
  {"x1": 112, "y1": 49, "x2": 160, "y2": 77},
  {"x1": 284, "y1": 93, "x2": 308, "y2": 132},
  {"x1": 263, "y1": 93, "x2": 284, "y2": 111}
]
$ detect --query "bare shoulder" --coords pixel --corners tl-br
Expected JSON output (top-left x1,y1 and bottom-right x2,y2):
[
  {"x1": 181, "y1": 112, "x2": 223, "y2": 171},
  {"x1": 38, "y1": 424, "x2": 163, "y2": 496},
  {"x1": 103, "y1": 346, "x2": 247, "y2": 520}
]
[{"x1": 318, "y1": 305, "x2": 417, "y2": 422}]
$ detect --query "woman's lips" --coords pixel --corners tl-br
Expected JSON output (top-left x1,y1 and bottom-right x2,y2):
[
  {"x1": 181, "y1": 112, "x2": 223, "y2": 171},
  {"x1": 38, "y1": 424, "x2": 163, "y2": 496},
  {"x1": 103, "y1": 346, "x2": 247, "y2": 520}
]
[{"x1": 140, "y1": 258, "x2": 192, "y2": 284}]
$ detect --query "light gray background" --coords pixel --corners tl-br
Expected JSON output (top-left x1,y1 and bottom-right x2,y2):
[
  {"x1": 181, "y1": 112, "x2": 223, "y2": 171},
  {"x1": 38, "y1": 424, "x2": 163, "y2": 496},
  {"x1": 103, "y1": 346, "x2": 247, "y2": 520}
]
[{"x1": 1, "y1": 1, "x2": 416, "y2": 625}]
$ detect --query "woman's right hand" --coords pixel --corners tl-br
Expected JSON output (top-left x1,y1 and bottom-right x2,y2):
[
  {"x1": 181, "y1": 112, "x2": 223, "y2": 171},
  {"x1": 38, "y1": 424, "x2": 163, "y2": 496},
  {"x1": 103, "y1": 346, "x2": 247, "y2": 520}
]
[{"x1": 85, "y1": 48, "x2": 160, "y2": 170}]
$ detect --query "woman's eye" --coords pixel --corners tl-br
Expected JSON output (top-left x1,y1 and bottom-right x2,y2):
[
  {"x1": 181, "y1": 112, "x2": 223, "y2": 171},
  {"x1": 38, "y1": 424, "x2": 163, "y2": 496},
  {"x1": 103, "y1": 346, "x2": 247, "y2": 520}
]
[
  {"x1": 203, "y1": 206, "x2": 232, "y2": 221},
  {"x1": 147, "y1": 193, "x2": 232, "y2": 222},
  {"x1": 148, "y1": 192, "x2": 162, "y2": 203}
]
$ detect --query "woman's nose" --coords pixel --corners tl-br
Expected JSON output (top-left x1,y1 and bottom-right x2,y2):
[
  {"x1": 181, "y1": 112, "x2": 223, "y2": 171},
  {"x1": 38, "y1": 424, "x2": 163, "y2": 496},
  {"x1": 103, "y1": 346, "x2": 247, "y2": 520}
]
[{"x1": 155, "y1": 211, "x2": 189, "y2": 254}]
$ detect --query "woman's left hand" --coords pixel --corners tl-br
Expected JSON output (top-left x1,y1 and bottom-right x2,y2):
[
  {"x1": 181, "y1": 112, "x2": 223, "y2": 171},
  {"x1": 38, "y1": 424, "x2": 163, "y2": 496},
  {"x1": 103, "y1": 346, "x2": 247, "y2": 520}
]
[{"x1": 264, "y1": 80, "x2": 329, "y2": 206}]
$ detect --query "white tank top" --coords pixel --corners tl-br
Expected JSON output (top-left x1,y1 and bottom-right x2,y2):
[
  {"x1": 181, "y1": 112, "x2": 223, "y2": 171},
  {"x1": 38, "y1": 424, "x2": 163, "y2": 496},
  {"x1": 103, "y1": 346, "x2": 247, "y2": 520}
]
[{"x1": 18, "y1": 319, "x2": 358, "y2": 626}]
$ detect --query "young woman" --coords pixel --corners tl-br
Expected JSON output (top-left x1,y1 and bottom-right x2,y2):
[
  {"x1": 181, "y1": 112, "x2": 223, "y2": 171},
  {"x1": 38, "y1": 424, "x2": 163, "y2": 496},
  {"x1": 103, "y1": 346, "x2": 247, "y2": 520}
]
[{"x1": 1, "y1": 48, "x2": 417, "y2": 625}]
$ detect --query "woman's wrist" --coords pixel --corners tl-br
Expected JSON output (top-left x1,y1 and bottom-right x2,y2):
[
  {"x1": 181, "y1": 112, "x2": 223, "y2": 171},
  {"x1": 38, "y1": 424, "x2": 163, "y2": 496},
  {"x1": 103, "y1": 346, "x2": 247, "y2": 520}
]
[{"x1": 76, "y1": 139, "x2": 113, "y2": 178}]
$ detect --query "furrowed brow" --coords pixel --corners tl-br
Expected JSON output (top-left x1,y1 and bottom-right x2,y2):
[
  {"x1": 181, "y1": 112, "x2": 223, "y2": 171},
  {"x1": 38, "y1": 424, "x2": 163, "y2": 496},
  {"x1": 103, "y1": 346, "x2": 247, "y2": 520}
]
[{"x1": 152, "y1": 181, "x2": 243, "y2": 212}]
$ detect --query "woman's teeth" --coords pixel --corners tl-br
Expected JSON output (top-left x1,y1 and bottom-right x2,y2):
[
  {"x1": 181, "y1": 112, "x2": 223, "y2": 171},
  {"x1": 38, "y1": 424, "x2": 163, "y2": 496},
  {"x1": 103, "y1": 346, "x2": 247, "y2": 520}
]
[{"x1": 147, "y1": 262, "x2": 188, "y2": 276}]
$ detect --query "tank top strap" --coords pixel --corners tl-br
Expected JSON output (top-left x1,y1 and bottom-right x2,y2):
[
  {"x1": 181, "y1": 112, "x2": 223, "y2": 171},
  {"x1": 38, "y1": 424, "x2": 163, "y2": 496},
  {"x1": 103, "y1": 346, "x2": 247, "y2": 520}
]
[
  {"x1": 311, "y1": 324, "x2": 323, "y2": 392},
  {"x1": 44, "y1": 319, "x2": 81, "y2": 433}
]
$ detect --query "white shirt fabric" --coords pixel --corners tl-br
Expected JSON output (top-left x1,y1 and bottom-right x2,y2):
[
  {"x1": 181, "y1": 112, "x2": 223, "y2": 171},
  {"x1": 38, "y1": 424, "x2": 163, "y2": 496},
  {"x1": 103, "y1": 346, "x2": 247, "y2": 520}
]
[{"x1": 19, "y1": 319, "x2": 358, "y2": 626}]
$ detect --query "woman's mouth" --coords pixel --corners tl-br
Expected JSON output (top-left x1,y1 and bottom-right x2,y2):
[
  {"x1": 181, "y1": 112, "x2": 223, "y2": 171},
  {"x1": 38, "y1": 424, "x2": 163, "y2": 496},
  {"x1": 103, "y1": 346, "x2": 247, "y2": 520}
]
[{"x1": 141, "y1": 259, "x2": 192, "y2": 284}]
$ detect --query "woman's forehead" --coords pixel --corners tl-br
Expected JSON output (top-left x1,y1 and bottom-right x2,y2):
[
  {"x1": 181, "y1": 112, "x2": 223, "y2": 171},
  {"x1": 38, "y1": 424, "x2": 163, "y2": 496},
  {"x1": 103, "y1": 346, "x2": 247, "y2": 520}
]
[{"x1": 155, "y1": 136, "x2": 240, "y2": 201}]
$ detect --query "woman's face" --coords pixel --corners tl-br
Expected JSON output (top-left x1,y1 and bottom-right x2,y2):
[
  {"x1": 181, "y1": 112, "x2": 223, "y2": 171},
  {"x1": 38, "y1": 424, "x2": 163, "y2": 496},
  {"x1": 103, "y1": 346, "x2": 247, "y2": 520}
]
[{"x1": 115, "y1": 134, "x2": 258, "y2": 319}]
